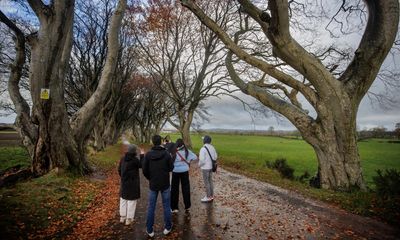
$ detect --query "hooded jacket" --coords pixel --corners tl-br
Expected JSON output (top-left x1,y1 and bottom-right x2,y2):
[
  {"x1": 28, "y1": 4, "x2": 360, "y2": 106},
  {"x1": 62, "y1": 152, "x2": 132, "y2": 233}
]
[
  {"x1": 118, "y1": 152, "x2": 142, "y2": 200},
  {"x1": 142, "y1": 145, "x2": 173, "y2": 191}
]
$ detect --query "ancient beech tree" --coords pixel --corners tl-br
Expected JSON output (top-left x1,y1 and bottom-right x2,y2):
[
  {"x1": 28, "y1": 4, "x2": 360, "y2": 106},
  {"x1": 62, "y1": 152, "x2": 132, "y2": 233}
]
[
  {"x1": 181, "y1": 0, "x2": 399, "y2": 189},
  {"x1": 0, "y1": 0, "x2": 127, "y2": 176},
  {"x1": 129, "y1": 0, "x2": 230, "y2": 148}
]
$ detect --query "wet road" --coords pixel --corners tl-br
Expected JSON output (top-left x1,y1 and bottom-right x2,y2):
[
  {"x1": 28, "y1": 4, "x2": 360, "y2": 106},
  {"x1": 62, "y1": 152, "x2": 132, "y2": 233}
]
[{"x1": 102, "y1": 161, "x2": 399, "y2": 240}]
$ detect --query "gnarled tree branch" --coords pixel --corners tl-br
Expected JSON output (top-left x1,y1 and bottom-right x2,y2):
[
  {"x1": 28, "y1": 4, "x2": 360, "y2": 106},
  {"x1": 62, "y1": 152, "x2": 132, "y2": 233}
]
[{"x1": 71, "y1": 0, "x2": 127, "y2": 139}]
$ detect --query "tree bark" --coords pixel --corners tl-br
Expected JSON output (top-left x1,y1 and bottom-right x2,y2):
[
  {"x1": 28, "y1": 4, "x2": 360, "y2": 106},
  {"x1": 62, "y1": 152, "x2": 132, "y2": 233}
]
[
  {"x1": 302, "y1": 102, "x2": 364, "y2": 189},
  {"x1": 26, "y1": 1, "x2": 86, "y2": 176},
  {"x1": 170, "y1": 110, "x2": 195, "y2": 148},
  {"x1": 93, "y1": 120, "x2": 106, "y2": 151},
  {"x1": 104, "y1": 117, "x2": 120, "y2": 145},
  {"x1": 181, "y1": 111, "x2": 194, "y2": 149}
]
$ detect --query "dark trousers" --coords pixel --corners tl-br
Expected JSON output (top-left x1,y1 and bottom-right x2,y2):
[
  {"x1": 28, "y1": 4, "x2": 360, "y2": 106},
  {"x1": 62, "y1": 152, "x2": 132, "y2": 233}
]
[{"x1": 171, "y1": 171, "x2": 191, "y2": 210}]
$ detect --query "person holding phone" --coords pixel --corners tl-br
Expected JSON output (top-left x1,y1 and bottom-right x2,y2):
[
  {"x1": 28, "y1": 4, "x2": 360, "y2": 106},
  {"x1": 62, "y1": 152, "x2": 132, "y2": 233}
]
[{"x1": 171, "y1": 138, "x2": 198, "y2": 213}]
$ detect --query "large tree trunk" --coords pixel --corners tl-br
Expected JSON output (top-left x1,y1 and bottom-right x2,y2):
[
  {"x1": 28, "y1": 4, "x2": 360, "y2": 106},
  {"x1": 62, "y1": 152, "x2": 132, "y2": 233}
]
[
  {"x1": 181, "y1": 121, "x2": 193, "y2": 149},
  {"x1": 104, "y1": 118, "x2": 120, "y2": 145},
  {"x1": 299, "y1": 93, "x2": 365, "y2": 189},
  {"x1": 309, "y1": 120, "x2": 364, "y2": 189},
  {"x1": 28, "y1": 1, "x2": 87, "y2": 176},
  {"x1": 175, "y1": 110, "x2": 194, "y2": 148},
  {"x1": 314, "y1": 143, "x2": 363, "y2": 190},
  {"x1": 1, "y1": 0, "x2": 127, "y2": 176},
  {"x1": 93, "y1": 120, "x2": 106, "y2": 151}
]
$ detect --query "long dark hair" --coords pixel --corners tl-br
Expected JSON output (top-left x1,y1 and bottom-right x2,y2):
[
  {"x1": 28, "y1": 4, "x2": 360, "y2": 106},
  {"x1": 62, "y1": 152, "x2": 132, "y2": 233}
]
[{"x1": 176, "y1": 138, "x2": 188, "y2": 159}]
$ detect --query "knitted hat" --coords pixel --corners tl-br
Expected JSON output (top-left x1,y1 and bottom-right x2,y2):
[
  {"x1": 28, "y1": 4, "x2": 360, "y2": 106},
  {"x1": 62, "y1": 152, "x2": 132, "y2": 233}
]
[
  {"x1": 127, "y1": 144, "x2": 138, "y2": 154},
  {"x1": 203, "y1": 135, "x2": 211, "y2": 144}
]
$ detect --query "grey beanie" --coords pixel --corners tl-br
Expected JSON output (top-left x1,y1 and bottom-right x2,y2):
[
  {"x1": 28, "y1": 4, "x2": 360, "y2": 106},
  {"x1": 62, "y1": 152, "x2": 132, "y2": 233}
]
[
  {"x1": 203, "y1": 135, "x2": 212, "y2": 144},
  {"x1": 127, "y1": 144, "x2": 138, "y2": 154}
]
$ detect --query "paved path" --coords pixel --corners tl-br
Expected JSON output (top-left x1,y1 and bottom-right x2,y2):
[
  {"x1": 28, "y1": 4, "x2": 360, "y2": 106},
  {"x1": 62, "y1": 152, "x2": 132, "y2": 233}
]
[{"x1": 100, "y1": 162, "x2": 399, "y2": 240}]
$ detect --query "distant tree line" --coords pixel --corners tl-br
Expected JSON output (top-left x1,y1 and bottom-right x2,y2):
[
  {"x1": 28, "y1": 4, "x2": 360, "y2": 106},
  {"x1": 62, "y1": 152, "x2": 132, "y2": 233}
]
[{"x1": 358, "y1": 124, "x2": 400, "y2": 140}]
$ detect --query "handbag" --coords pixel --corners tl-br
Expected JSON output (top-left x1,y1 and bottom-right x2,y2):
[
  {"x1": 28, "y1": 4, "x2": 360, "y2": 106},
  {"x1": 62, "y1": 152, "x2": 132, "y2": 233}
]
[
  {"x1": 176, "y1": 151, "x2": 190, "y2": 166},
  {"x1": 204, "y1": 146, "x2": 217, "y2": 172}
]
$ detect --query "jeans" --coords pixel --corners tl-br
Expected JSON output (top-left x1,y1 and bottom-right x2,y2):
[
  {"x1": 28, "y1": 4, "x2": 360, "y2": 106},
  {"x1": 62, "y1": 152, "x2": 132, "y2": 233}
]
[
  {"x1": 171, "y1": 171, "x2": 191, "y2": 210},
  {"x1": 146, "y1": 188, "x2": 172, "y2": 233},
  {"x1": 202, "y1": 169, "x2": 214, "y2": 197}
]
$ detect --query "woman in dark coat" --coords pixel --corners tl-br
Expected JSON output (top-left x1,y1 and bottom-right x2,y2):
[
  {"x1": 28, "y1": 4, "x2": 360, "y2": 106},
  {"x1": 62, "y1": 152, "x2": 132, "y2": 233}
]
[{"x1": 118, "y1": 144, "x2": 143, "y2": 225}]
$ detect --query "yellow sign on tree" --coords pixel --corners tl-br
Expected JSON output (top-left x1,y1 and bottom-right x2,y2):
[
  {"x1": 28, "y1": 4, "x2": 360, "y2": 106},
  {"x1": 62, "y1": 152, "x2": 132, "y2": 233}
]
[{"x1": 40, "y1": 88, "x2": 50, "y2": 100}]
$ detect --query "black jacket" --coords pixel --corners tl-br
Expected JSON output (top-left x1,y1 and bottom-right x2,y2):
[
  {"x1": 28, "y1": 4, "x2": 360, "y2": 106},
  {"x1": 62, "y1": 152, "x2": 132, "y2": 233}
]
[
  {"x1": 142, "y1": 145, "x2": 173, "y2": 191},
  {"x1": 164, "y1": 142, "x2": 177, "y2": 160},
  {"x1": 118, "y1": 152, "x2": 143, "y2": 200}
]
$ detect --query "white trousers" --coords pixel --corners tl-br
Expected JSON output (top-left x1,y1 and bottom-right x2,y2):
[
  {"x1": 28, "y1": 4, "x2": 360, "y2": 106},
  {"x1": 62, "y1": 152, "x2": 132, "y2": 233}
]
[{"x1": 119, "y1": 198, "x2": 137, "y2": 219}]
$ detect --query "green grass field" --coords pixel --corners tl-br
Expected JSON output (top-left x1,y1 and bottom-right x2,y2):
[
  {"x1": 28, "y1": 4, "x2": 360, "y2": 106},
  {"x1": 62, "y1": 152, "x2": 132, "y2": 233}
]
[
  {"x1": 169, "y1": 133, "x2": 400, "y2": 187},
  {"x1": 0, "y1": 147, "x2": 30, "y2": 171}
]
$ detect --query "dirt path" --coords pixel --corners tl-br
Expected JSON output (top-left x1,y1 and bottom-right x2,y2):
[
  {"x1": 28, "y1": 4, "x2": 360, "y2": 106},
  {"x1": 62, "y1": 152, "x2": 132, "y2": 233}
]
[
  {"x1": 69, "y1": 162, "x2": 399, "y2": 240},
  {"x1": 0, "y1": 131, "x2": 21, "y2": 147}
]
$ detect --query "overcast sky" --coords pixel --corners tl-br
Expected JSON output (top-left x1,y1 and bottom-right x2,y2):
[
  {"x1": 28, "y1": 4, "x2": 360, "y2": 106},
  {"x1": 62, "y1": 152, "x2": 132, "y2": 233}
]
[
  {"x1": 1, "y1": 90, "x2": 399, "y2": 130},
  {"x1": 0, "y1": 0, "x2": 399, "y2": 131},
  {"x1": 203, "y1": 93, "x2": 399, "y2": 131}
]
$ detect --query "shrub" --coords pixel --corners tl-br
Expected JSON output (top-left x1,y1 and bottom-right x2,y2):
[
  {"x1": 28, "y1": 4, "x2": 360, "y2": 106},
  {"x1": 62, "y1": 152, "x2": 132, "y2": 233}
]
[
  {"x1": 264, "y1": 160, "x2": 273, "y2": 169},
  {"x1": 373, "y1": 168, "x2": 400, "y2": 199},
  {"x1": 265, "y1": 158, "x2": 294, "y2": 180},
  {"x1": 309, "y1": 171, "x2": 321, "y2": 188},
  {"x1": 297, "y1": 170, "x2": 310, "y2": 183}
]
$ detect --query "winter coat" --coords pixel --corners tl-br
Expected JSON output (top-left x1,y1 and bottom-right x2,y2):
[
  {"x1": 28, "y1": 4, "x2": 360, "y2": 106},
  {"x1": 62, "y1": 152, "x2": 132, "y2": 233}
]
[
  {"x1": 173, "y1": 148, "x2": 197, "y2": 173},
  {"x1": 142, "y1": 145, "x2": 173, "y2": 191},
  {"x1": 199, "y1": 143, "x2": 217, "y2": 170},
  {"x1": 118, "y1": 152, "x2": 142, "y2": 200}
]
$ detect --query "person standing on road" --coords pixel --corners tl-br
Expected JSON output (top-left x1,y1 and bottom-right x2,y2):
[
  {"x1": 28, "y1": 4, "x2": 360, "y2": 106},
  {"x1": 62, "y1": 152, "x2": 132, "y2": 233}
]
[
  {"x1": 118, "y1": 144, "x2": 144, "y2": 225},
  {"x1": 171, "y1": 138, "x2": 198, "y2": 213},
  {"x1": 199, "y1": 135, "x2": 217, "y2": 203},
  {"x1": 142, "y1": 135, "x2": 174, "y2": 237}
]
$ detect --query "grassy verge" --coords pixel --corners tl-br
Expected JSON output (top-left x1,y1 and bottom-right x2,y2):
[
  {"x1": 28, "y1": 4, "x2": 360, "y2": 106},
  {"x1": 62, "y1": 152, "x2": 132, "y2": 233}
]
[
  {"x1": 0, "y1": 171, "x2": 100, "y2": 239},
  {"x1": 221, "y1": 159, "x2": 399, "y2": 225},
  {"x1": 0, "y1": 144, "x2": 120, "y2": 239},
  {"x1": 87, "y1": 144, "x2": 122, "y2": 171},
  {"x1": 0, "y1": 147, "x2": 30, "y2": 170}
]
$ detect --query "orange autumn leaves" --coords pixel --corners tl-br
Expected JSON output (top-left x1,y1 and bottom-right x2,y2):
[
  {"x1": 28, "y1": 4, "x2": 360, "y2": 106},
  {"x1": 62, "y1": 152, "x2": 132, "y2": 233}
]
[
  {"x1": 27, "y1": 179, "x2": 99, "y2": 240},
  {"x1": 65, "y1": 172, "x2": 119, "y2": 240}
]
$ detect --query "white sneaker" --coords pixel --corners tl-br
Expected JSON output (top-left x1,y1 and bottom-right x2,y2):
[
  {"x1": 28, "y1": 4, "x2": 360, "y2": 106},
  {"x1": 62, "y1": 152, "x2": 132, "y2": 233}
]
[
  {"x1": 120, "y1": 217, "x2": 126, "y2": 223},
  {"x1": 163, "y1": 227, "x2": 172, "y2": 235},
  {"x1": 201, "y1": 196, "x2": 211, "y2": 202},
  {"x1": 125, "y1": 218, "x2": 133, "y2": 225},
  {"x1": 146, "y1": 230, "x2": 155, "y2": 237},
  {"x1": 171, "y1": 209, "x2": 179, "y2": 213}
]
